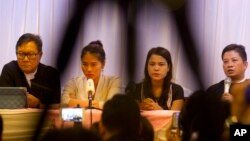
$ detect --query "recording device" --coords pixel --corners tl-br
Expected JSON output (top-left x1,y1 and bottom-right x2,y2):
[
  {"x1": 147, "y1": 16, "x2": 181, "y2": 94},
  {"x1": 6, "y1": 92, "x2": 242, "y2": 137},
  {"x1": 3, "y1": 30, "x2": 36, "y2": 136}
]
[
  {"x1": 61, "y1": 108, "x2": 84, "y2": 122},
  {"x1": 224, "y1": 77, "x2": 232, "y2": 93}
]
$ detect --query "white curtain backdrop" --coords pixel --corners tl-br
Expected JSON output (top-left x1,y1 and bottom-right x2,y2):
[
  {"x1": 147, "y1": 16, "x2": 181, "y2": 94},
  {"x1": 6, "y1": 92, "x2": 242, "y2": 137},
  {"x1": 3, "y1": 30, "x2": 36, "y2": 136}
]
[
  {"x1": 1, "y1": 0, "x2": 250, "y2": 96},
  {"x1": 187, "y1": 0, "x2": 250, "y2": 89}
]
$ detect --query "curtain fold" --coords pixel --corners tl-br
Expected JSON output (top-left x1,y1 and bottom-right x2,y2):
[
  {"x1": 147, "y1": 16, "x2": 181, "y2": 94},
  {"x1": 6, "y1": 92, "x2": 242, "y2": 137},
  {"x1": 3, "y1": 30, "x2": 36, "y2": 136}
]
[{"x1": 0, "y1": 0, "x2": 250, "y2": 95}]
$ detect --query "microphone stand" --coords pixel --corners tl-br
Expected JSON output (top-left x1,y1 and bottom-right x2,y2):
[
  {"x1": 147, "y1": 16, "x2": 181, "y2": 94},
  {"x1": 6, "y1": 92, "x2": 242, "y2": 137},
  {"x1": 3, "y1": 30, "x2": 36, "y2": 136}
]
[
  {"x1": 88, "y1": 92, "x2": 93, "y2": 126},
  {"x1": 73, "y1": 104, "x2": 82, "y2": 128}
]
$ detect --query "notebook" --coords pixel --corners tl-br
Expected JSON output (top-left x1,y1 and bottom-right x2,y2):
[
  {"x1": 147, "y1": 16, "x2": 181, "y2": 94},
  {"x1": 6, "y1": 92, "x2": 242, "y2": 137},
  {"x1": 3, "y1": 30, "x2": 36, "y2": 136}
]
[{"x1": 0, "y1": 87, "x2": 28, "y2": 109}]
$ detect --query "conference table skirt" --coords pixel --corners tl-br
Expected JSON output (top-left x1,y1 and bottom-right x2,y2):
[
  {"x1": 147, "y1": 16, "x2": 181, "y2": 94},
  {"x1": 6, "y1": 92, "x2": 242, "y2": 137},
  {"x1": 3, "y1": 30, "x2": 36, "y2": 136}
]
[{"x1": 0, "y1": 108, "x2": 176, "y2": 141}]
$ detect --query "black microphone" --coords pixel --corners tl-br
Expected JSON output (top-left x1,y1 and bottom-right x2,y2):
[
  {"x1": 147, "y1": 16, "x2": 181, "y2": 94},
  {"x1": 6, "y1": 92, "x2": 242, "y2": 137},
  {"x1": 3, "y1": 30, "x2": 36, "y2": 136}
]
[{"x1": 224, "y1": 77, "x2": 232, "y2": 93}]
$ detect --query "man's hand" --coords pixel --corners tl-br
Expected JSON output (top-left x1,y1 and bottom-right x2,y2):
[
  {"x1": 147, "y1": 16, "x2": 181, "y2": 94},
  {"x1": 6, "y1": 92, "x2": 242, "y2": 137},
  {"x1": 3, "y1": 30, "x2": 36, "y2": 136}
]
[
  {"x1": 27, "y1": 93, "x2": 40, "y2": 108},
  {"x1": 222, "y1": 93, "x2": 233, "y2": 103}
]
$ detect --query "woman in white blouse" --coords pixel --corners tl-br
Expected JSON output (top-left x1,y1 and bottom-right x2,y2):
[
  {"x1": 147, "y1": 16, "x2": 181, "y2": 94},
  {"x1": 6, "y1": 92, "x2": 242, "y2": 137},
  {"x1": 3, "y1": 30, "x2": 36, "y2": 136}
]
[{"x1": 61, "y1": 40, "x2": 121, "y2": 109}]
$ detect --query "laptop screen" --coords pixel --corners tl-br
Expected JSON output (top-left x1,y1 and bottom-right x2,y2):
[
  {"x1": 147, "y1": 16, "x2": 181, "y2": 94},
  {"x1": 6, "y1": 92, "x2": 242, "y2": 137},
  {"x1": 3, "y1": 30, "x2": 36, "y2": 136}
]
[{"x1": 0, "y1": 87, "x2": 27, "y2": 109}]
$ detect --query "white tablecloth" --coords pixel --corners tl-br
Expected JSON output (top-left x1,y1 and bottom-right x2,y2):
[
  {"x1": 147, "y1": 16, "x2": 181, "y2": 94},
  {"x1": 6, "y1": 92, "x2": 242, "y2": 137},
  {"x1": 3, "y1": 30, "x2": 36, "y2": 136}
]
[
  {"x1": 0, "y1": 109, "x2": 50, "y2": 141},
  {"x1": 0, "y1": 109, "x2": 175, "y2": 141}
]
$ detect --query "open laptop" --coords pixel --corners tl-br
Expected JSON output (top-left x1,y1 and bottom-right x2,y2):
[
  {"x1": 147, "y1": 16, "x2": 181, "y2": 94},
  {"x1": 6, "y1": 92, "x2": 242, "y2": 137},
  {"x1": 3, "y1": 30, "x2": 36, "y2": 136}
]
[{"x1": 0, "y1": 87, "x2": 28, "y2": 109}]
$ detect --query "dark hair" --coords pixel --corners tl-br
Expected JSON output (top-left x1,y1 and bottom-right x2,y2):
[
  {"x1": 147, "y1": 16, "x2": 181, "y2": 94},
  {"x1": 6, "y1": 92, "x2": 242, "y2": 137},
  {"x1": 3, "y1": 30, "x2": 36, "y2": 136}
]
[
  {"x1": 180, "y1": 90, "x2": 228, "y2": 141},
  {"x1": 101, "y1": 94, "x2": 140, "y2": 139},
  {"x1": 81, "y1": 40, "x2": 105, "y2": 63},
  {"x1": 143, "y1": 47, "x2": 173, "y2": 109},
  {"x1": 40, "y1": 127, "x2": 101, "y2": 141},
  {"x1": 221, "y1": 44, "x2": 247, "y2": 61},
  {"x1": 90, "y1": 121, "x2": 101, "y2": 139},
  {"x1": 139, "y1": 116, "x2": 154, "y2": 141},
  {"x1": 16, "y1": 33, "x2": 42, "y2": 52},
  {"x1": 179, "y1": 90, "x2": 205, "y2": 141}
]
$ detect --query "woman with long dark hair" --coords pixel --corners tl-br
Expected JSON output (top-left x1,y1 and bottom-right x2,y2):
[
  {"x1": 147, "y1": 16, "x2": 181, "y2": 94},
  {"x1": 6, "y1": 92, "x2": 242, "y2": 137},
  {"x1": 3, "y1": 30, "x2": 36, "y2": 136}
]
[{"x1": 126, "y1": 47, "x2": 184, "y2": 110}]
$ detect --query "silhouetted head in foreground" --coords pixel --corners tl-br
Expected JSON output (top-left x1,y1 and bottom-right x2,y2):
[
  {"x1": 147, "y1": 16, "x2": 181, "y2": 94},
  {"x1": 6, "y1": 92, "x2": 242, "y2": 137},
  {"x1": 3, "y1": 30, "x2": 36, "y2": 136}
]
[
  {"x1": 180, "y1": 90, "x2": 228, "y2": 141},
  {"x1": 99, "y1": 94, "x2": 141, "y2": 141},
  {"x1": 39, "y1": 127, "x2": 101, "y2": 141}
]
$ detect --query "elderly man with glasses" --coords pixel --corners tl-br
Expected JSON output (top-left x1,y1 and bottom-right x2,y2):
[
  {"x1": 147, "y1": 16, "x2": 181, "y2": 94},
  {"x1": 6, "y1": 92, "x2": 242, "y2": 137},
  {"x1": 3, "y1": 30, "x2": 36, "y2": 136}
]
[{"x1": 0, "y1": 33, "x2": 61, "y2": 108}]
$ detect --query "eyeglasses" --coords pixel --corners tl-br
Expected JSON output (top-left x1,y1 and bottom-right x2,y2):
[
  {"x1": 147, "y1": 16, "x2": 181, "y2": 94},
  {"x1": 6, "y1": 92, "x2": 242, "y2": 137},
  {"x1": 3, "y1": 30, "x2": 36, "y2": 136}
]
[{"x1": 16, "y1": 52, "x2": 39, "y2": 59}]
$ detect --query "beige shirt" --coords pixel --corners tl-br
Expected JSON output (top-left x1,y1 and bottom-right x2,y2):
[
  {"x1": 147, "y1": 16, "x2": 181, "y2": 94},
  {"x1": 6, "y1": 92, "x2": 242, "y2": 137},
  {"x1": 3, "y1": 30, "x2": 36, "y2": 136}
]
[{"x1": 61, "y1": 75, "x2": 122, "y2": 108}]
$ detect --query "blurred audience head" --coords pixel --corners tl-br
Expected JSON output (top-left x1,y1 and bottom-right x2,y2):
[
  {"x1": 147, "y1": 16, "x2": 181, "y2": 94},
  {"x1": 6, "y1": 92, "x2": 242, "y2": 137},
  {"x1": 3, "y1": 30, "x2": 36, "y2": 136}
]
[
  {"x1": 90, "y1": 121, "x2": 101, "y2": 139},
  {"x1": 99, "y1": 94, "x2": 141, "y2": 141},
  {"x1": 39, "y1": 127, "x2": 101, "y2": 141},
  {"x1": 179, "y1": 90, "x2": 228, "y2": 141},
  {"x1": 179, "y1": 90, "x2": 204, "y2": 141},
  {"x1": 139, "y1": 116, "x2": 154, "y2": 141}
]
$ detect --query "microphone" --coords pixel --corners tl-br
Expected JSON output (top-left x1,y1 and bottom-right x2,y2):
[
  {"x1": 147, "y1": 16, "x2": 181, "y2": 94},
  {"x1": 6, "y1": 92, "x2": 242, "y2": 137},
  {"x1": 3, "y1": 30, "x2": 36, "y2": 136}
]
[
  {"x1": 224, "y1": 77, "x2": 232, "y2": 93},
  {"x1": 86, "y1": 78, "x2": 95, "y2": 126},
  {"x1": 86, "y1": 78, "x2": 95, "y2": 98}
]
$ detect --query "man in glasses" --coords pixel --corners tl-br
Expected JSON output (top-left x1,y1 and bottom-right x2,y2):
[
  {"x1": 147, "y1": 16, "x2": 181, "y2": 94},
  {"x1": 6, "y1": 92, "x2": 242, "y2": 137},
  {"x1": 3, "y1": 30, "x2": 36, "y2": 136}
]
[{"x1": 0, "y1": 33, "x2": 61, "y2": 108}]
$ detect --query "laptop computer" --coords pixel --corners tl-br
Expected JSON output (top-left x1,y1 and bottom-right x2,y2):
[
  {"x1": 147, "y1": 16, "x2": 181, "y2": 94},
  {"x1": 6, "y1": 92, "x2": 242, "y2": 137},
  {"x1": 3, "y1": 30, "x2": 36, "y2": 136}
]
[{"x1": 0, "y1": 87, "x2": 28, "y2": 109}]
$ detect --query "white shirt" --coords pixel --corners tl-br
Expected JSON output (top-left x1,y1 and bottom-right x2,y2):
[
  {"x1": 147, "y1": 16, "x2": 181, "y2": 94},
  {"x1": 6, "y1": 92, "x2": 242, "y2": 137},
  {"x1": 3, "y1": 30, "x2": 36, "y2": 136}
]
[
  {"x1": 24, "y1": 69, "x2": 37, "y2": 86},
  {"x1": 61, "y1": 75, "x2": 122, "y2": 108}
]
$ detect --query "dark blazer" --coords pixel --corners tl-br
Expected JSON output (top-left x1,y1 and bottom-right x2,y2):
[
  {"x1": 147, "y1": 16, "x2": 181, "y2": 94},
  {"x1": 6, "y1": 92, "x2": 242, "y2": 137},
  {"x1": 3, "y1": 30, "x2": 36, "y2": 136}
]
[
  {"x1": 206, "y1": 80, "x2": 231, "y2": 121},
  {"x1": 0, "y1": 60, "x2": 61, "y2": 104}
]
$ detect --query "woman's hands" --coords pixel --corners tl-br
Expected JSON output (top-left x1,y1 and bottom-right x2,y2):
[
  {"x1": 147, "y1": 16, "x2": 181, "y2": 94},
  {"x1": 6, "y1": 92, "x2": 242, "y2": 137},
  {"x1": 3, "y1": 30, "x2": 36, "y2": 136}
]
[
  {"x1": 68, "y1": 99, "x2": 99, "y2": 108},
  {"x1": 140, "y1": 98, "x2": 163, "y2": 110}
]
